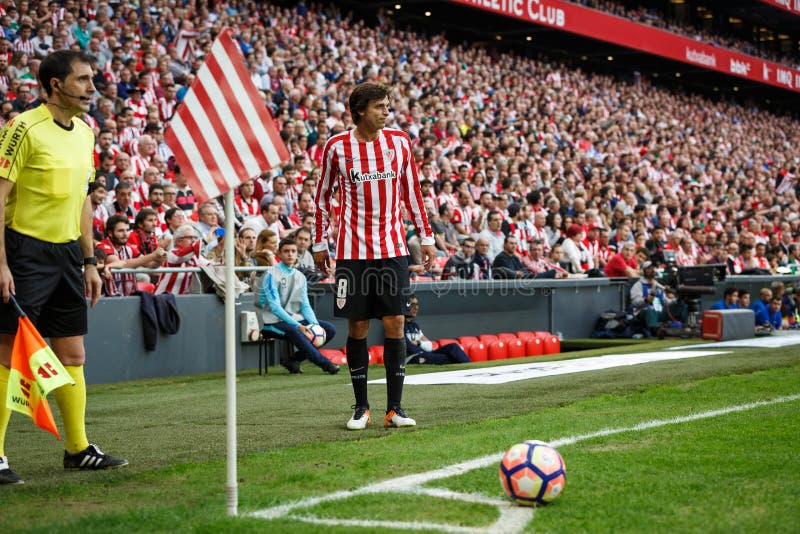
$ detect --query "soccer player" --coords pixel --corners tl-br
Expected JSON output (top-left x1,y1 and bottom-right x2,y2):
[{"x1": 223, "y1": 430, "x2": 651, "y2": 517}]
[
  {"x1": 0, "y1": 50, "x2": 128, "y2": 485},
  {"x1": 313, "y1": 82, "x2": 436, "y2": 430}
]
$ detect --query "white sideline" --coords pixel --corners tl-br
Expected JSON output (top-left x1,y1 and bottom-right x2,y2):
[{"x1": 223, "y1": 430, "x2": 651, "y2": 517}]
[{"x1": 247, "y1": 393, "x2": 800, "y2": 533}]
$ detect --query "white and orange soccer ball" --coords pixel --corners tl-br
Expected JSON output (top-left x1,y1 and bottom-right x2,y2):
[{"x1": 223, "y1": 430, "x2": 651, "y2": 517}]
[
  {"x1": 304, "y1": 324, "x2": 326, "y2": 348},
  {"x1": 499, "y1": 440, "x2": 566, "y2": 506}
]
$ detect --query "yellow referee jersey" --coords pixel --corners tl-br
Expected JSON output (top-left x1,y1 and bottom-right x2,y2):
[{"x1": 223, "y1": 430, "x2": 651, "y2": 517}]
[{"x1": 0, "y1": 104, "x2": 95, "y2": 243}]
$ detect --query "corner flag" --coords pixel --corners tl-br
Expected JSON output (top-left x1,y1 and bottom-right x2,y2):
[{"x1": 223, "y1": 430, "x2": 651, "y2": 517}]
[{"x1": 164, "y1": 27, "x2": 290, "y2": 204}]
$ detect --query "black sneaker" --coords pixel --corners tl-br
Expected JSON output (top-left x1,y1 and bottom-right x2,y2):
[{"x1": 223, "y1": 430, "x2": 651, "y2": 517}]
[
  {"x1": 324, "y1": 363, "x2": 340, "y2": 375},
  {"x1": 0, "y1": 456, "x2": 23, "y2": 485},
  {"x1": 280, "y1": 356, "x2": 303, "y2": 374},
  {"x1": 63, "y1": 444, "x2": 129, "y2": 470}
]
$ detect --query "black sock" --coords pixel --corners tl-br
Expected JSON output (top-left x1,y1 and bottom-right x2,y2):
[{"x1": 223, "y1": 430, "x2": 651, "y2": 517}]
[
  {"x1": 383, "y1": 337, "x2": 406, "y2": 411},
  {"x1": 346, "y1": 337, "x2": 369, "y2": 408}
]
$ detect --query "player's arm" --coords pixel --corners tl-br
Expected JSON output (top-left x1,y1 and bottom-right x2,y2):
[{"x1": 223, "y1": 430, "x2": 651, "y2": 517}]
[
  {"x1": 399, "y1": 136, "x2": 436, "y2": 269},
  {"x1": 312, "y1": 139, "x2": 337, "y2": 274},
  {"x1": 0, "y1": 178, "x2": 15, "y2": 302}
]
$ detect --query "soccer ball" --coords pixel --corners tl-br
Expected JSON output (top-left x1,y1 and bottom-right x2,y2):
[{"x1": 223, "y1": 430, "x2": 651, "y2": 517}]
[
  {"x1": 304, "y1": 324, "x2": 326, "y2": 348},
  {"x1": 499, "y1": 440, "x2": 566, "y2": 506}
]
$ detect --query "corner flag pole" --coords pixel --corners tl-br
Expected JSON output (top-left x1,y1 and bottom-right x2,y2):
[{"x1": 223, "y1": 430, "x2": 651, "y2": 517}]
[{"x1": 224, "y1": 189, "x2": 237, "y2": 516}]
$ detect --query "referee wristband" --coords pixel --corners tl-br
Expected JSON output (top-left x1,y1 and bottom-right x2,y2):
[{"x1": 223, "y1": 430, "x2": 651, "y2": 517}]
[{"x1": 83, "y1": 257, "x2": 98, "y2": 266}]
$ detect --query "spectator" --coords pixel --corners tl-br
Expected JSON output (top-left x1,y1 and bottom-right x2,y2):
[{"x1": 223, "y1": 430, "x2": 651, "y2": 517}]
[
  {"x1": 443, "y1": 237, "x2": 479, "y2": 280},
  {"x1": 561, "y1": 224, "x2": 586, "y2": 274},
  {"x1": 476, "y1": 210, "x2": 505, "y2": 262},
  {"x1": 472, "y1": 237, "x2": 493, "y2": 279},
  {"x1": 253, "y1": 229, "x2": 279, "y2": 267},
  {"x1": 154, "y1": 224, "x2": 209, "y2": 295},
  {"x1": 98, "y1": 214, "x2": 165, "y2": 296},
  {"x1": 522, "y1": 240, "x2": 568, "y2": 279},
  {"x1": 604, "y1": 243, "x2": 641, "y2": 278},
  {"x1": 404, "y1": 294, "x2": 471, "y2": 365},
  {"x1": 492, "y1": 235, "x2": 534, "y2": 279},
  {"x1": 257, "y1": 238, "x2": 339, "y2": 375}
]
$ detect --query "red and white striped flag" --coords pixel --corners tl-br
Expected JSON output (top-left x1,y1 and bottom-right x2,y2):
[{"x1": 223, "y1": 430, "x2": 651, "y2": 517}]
[{"x1": 164, "y1": 28, "x2": 289, "y2": 204}]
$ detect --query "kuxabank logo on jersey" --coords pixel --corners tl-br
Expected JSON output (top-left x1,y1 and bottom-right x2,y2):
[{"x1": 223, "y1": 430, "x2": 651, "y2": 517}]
[{"x1": 348, "y1": 168, "x2": 397, "y2": 183}]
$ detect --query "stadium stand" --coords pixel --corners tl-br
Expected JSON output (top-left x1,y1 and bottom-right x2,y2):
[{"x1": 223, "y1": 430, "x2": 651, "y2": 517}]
[{"x1": 1, "y1": 0, "x2": 799, "y2": 334}]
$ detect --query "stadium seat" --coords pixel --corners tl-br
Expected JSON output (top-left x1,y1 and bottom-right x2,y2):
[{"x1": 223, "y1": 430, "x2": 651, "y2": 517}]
[
  {"x1": 468, "y1": 342, "x2": 488, "y2": 362},
  {"x1": 498, "y1": 333, "x2": 517, "y2": 344},
  {"x1": 516, "y1": 331, "x2": 536, "y2": 341},
  {"x1": 525, "y1": 337, "x2": 544, "y2": 357},
  {"x1": 438, "y1": 338, "x2": 458, "y2": 348},
  {"x1": 507, "y1": 338, "x2": 526, "y2": 358},
  {"x1": 320, "y1": 349, "x2": 346, "y2": 365},
  {"x1": 369, "y1": 345, "x2": 384, "y2": 365},
  {"x1": 137, "y1": 281, "x2": 156, "y2": 293},
  {"x1": 535, "y1": 332, "x2": 561, "y2": 355},
  {"x1": 430, "y1": 341, "x2": 439, "y2": 350},
  {"x1": 479, "y1": 334, "x2": 498, "y2": 345},
  {"x1": 458, "y1": 336, "x2": 480, "y2": 350},
  {"x1": 434, "y1": 256, "x2": 450, "y2": 270},
  {"x1": 487, "y1": 340, "x2": 508, "y2": 360}
]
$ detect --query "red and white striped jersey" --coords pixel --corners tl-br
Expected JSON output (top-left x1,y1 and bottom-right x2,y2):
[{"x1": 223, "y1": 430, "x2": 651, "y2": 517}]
[
  {"x1": 124, "y1": 97, "x2": 148, "y2": 129},
  {"x1": 158, "y1": 96, "x2": 177, "y2": 122},
  {"x1": 235, "y1": 195, "x2": 259, "y2": 218},
  {"x1": 130, "y1": 154, "x2": 150, "y2": 178},
  {"x1": 313, "y1": 128, "x2": 433, "y2": 260},
  {"x1": 155, "y1": 240, "x2": 209, "y2": 295}
]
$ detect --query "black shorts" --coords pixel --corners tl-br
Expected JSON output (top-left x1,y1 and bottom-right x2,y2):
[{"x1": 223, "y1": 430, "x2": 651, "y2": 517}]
[
  {"x1": 0, "y1": 229, "x2": 87, "y2": 337},
  {"x1": 334, "y1": 256, "x2": 411, "y2": 320}
]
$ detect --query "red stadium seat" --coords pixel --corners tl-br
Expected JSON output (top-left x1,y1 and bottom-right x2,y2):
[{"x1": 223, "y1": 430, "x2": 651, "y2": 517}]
[
  {"x1": 498, "y1": 333, "x2": 517, "y2": 344},
  {"x1": 533, "y1": 331, "x2": 561, "y2": 354},
  {"x1": 516, "y1": 331, "x2": 536, "y2": 341},
  {"x1": 137, "y1": 281, "x2": 156, "y2": 293},
  {"x1": 479, "y1": 334, "x2": 498, "y2": 345},
  {"x1": 369, "y1": 345, "x2": 384, "y2": 365},
  {"x1": 541, "y1": 334, "x2": 561, "y2": 355},
  {"x1": 434, "y1": 256, "x2": 450, "y2": 270},
  {"x1": 488, "y1": 340, "x2": 508, "y2": 360},
  {"x1": 458, "y1": 336, "x2": 480, "y2": 350},
  {"x1": 320, "y1": 349, "x2": 346, "y2": 365},
  {"x1": 507, "y1": 338, "x2": 526, "y2": 358},
  {"x1": 468, "y1": 342, "x2": 488, "y2": 362},
  {"x1": 525, "y1": 337, "x2": 544, "y2": 357},
  {"x1": 438, "y1": 338, "x2": 459, "y2": 348}
]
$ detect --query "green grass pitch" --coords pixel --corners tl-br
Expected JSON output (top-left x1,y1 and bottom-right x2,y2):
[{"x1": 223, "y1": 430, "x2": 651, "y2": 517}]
[{"x1": 2, "y1": 339, "x2": 799, "y2": 533}]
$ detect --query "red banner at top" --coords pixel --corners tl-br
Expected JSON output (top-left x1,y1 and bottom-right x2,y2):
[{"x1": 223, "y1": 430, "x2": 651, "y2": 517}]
[
  {"x1": 449, "y1": 0, "x2": 800, "y2": 94},
  {"x1": 760, "y1": 0, "x2": 800, "y2": 16}
]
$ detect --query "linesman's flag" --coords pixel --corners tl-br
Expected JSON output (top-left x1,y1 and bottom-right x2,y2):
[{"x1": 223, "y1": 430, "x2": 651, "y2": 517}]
[
  {"x1": 5, "y1": 316, "x2": 74, "y2": 438},
  {"x1": 164, "y1": 28, "x2": 290, "y2": 204}
]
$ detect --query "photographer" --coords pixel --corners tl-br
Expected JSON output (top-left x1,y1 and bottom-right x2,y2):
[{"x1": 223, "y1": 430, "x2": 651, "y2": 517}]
[{"x1": 630, "y1": 261, "x2": 687, "y2": 335}]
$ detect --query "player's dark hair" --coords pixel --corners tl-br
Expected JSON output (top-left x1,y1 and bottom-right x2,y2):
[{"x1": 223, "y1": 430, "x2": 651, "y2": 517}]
[
  {"x1": 39, "y1": 50, "x2": 94, "y2": 97},
  {"x1": 348, "y1": 82, "x2": 390, "y2": 125}
]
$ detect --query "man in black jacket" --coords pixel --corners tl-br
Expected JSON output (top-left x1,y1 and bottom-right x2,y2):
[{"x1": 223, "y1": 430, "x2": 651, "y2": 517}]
[{"x1": 492, "y1": 236, "x2": 535, "y2": 279}]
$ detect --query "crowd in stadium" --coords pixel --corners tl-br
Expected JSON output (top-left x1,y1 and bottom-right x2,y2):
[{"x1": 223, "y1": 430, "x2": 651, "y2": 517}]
[
  {"x1": 574, "y1": 0, "x2": 800, "y2": 70},
  {"x1": 1, "y1": 1, "x2": 799, "y2": 313}
]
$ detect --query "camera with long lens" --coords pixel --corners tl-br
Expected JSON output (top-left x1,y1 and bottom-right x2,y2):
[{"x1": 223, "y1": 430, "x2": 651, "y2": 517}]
[{"x1": 658, "y1": 250, "x2": 726, "y2": 336}]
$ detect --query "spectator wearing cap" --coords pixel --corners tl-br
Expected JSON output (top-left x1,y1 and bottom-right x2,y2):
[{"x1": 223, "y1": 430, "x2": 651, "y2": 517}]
[{"x1": 124, "y1": 85, "x2": 147, "y2": 130}]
